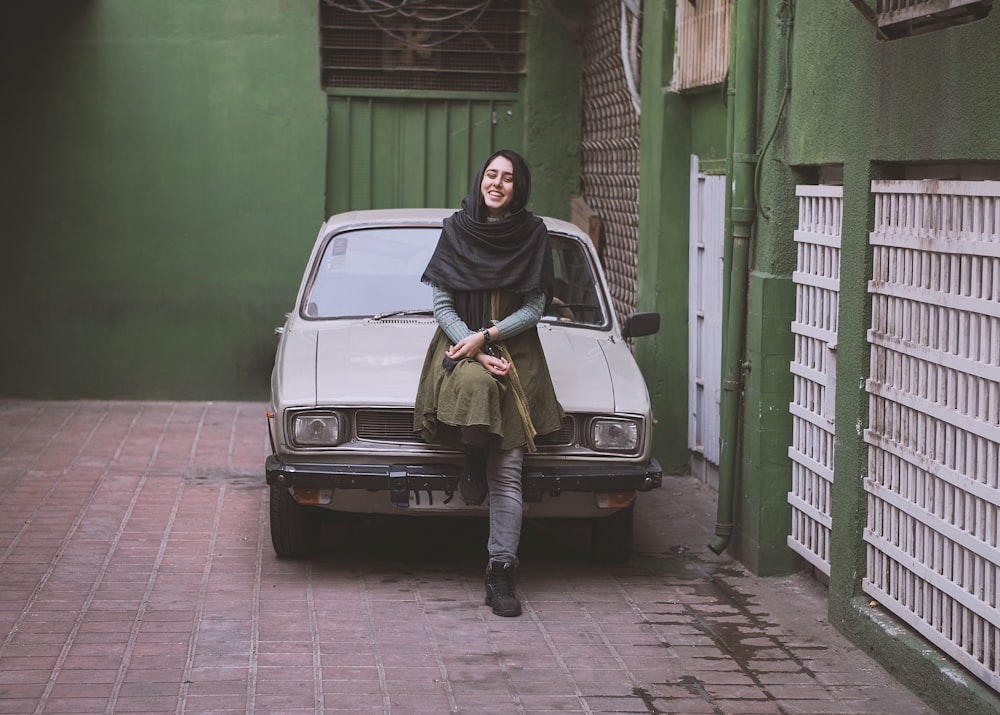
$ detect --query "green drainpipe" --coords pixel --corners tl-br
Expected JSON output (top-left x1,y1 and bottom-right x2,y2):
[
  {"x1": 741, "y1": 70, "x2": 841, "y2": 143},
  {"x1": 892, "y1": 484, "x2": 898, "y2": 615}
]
[{"x1": 709, "y1": 0, "x2": 759, "y2": 555}]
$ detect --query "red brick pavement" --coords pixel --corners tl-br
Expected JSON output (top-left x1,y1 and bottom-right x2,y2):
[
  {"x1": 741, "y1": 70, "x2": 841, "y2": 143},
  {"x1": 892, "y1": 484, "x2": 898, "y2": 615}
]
[{"x1": 0, "y1": 400, "x2": 936, "y2": 714}]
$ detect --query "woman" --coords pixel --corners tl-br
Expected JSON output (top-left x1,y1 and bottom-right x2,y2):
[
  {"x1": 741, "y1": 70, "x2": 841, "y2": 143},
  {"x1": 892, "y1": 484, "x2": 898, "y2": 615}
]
[{"x1": 414, "y1": 149, "x2": 563, "y2": 618}]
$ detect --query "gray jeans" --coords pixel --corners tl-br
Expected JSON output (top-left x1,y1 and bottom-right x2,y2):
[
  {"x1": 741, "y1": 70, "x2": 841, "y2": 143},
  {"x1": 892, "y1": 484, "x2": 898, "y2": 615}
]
[{"x1": 486, "y1": 445, "x2": 525, "y2": 565}]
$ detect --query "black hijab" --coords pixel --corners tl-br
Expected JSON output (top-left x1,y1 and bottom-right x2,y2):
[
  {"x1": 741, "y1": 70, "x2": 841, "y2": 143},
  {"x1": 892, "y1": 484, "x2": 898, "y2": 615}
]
[{"x1": 421, "y1": 149, "x2": 553, "y2": 330}]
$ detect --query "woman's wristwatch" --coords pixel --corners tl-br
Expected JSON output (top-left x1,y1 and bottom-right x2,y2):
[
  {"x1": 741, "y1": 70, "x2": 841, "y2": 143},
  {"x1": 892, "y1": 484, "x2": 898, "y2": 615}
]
[{"x1": 480, "y1": 327, "x2": 492, "y2": 345}]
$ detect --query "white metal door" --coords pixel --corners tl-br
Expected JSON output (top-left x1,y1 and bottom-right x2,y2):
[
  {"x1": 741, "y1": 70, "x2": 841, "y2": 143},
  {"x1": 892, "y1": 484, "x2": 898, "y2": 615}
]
[
  {"x1": 787, "y1": 185, "x2": 843, "y2": 576},
  {"x1": 688, "y1": 156, "x2": 726, "y2": 466}
]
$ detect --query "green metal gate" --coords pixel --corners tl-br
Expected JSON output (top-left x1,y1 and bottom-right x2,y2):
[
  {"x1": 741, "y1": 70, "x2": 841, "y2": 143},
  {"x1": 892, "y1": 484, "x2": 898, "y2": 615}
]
[{"x1": 325, "y1": 93, "x2": 521, "y2": 215}]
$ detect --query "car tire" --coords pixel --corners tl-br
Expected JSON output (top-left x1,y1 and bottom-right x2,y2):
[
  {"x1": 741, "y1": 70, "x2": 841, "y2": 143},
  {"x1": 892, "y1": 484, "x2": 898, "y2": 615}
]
[
  {"x1": 590, "y1": 504, "x2": 634, "y2": 563},
  {"x1": 269, "y1": 485, "x2": 320, "y2": 558}
]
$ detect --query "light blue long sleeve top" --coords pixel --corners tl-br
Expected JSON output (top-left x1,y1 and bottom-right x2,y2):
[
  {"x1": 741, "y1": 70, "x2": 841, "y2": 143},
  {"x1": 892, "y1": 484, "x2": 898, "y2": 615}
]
[{"x1": 432, "y1": 286, "x2": 546, "y2": 346}]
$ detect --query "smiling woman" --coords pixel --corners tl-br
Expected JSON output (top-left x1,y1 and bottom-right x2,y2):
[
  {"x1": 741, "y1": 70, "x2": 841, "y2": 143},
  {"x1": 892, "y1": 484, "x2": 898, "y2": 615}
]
[{"x1": 413, "y1": 149, "x2": 565, "y2": 618}]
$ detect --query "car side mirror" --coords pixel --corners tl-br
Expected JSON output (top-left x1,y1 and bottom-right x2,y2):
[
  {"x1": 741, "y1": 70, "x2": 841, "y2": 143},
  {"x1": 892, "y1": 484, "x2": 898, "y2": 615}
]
[{"x1": 622, "y1": 311, "x2": 660, "y2": 339}]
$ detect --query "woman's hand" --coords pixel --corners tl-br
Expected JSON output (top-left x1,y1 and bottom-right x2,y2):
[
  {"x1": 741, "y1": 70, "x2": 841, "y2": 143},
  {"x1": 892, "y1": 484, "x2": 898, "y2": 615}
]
[
  {"x1": 445, "y1": 333, "x2": 483, "y2": 360},
  {"x1": 445, "y1": 333, "x2": 510, "y2": 376},
  {"x1": 476, "y1": 351, "x2": 510, "y2": 376}
]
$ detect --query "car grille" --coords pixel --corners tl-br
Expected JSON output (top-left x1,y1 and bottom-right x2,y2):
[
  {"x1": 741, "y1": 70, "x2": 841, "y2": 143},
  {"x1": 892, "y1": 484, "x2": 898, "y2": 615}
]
[
  {"x1": 355, "y1": 410, "x2": 576, "y2": 447},
  {"x1": 536, "y1": 416, "x2": 576, "y2": 446},
  {"x1": 356, "y1": 410, "x2": 418, "y2": 442}
]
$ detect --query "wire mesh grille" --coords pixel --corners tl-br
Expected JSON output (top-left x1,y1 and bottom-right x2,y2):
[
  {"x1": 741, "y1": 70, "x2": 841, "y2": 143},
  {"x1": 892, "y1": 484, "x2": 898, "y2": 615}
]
[
  {"x1": 354, "y1": 410, "x2": 574, "y2": 446},
  {"x1": 580, "y1": 0, "x2": 641, "y2": 325},
  {"x1": 319, "y1": 0, "x2": 526, "y2": 92}
]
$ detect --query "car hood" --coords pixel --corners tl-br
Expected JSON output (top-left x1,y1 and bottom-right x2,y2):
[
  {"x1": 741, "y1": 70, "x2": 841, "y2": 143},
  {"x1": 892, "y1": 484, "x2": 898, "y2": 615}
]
[{"x1": 305, "y1": 321, "x2": 639, "y2": 413}]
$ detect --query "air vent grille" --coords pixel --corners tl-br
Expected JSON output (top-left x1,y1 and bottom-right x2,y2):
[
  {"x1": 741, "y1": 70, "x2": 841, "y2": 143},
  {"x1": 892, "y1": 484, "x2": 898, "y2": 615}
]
[{"x1": 320, "y1": 0, "x2": 527, "y2": 92}]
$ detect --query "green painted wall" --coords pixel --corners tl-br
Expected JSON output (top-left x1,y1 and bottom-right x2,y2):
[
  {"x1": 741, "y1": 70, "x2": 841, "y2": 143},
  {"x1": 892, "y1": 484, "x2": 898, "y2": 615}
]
[
  {"x1": 521, "y1": 0, "x2": 582, "y2": 220},
  {"x1": 767, "y1": 3, "x2": 1000, "y2": 711},
  {"x1": 727, "y1": 0, "x2": 801, "y2": 577},
  {"x1": 789, "y1": 3, "x2": 1000, "y2": 164},
  {"x1": 0, "y1": 0, "x2": 327, "y2": 400},
  {"x1": 730, "y1": 272, "x2": 797, "y2": 575},
  {"x1": 321, "y1": 0, "x2": 581, "y2": 220},
  {"x1": 0, "y1": 0, "x2": 580, "y2": 401},
  {"x1": 688, "y1": 91, "x2": 729, "y2": 175},
  {"x1": 636, "y1": 1, "x2": 728, "y2": 477},
  {"x1": 636, "y1": 0, "x2": 692, "y2": 476}
]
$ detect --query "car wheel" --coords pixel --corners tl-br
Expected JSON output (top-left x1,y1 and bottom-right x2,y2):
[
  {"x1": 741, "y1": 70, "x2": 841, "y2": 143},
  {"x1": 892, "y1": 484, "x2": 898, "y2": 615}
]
[
  {"x1": 269, "y1": 485, "x2": 320, "y2": 558},
  {"x1": 590, "y1": 504, "x2": 634, "y2": 563}
]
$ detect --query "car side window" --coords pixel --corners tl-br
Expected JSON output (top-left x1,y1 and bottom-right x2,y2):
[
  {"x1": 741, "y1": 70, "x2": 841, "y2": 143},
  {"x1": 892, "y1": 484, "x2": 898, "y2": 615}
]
[{"x1": 545, "y1": 234, "x2": 607, "y2": 327}]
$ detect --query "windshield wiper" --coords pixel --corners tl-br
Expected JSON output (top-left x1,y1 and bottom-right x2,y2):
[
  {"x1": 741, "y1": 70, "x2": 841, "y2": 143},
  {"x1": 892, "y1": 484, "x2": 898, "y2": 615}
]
[{"x1": 371, "y1": 308, "x2": 434, "y2": 321}]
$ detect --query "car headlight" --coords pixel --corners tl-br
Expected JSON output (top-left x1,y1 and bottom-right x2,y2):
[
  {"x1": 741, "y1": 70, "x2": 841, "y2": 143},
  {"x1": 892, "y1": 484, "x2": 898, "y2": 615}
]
[
  {"x1": 589, "y1": 418, "x2": 640, "y2": 452},
  {"x1": 290, "y1": 412, "x2": 346, "y2": 447}
]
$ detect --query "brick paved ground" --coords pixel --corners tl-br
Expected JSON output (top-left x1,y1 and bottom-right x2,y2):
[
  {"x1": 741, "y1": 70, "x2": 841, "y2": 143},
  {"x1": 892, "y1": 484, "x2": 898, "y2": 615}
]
[{"x1": 0, "y1": 400, "x2": 936, "y2": 714}]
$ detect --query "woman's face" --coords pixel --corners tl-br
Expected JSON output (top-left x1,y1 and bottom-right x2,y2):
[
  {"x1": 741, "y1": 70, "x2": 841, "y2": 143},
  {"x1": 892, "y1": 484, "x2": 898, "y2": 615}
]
[{"x1": 480, "y1": 155, "x2": 515, "y2": 219}]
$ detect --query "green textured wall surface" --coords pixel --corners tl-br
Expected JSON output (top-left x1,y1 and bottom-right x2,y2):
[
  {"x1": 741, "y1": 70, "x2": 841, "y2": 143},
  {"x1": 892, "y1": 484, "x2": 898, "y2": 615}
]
[
  {"x1": 688, "y1": 90, "x2": 729, "y2": 173},
  {"x1": 521, "y1": 0, "x2": 582, "y2": 220},
  {"x1": 789, "y1": 4, "x2": 1000, "y2": 164},
  {"x1": 724, "y1": 0, "x2": 800, "y2": 576},
  {"x1": 0, "y1": 0, "x2": 327, "y2": 400},
  {"x1": 773, "y1": 4, "x2": 1000, "y2": 711},
  {"x1": 733, "y1": 272, "x2": 797, "y2": 576},
  {"x1": 0, "y1": 0, "x2": 581, "y2": 401},
  {"x1": 636, "y1": 0, "x2": 692, "y2": 475}
]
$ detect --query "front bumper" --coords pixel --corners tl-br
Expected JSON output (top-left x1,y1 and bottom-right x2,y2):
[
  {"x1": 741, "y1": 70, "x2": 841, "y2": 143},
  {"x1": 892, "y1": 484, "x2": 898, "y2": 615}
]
[{"x1": 265, "y1": 454, "x2": 662, "y2": 504}]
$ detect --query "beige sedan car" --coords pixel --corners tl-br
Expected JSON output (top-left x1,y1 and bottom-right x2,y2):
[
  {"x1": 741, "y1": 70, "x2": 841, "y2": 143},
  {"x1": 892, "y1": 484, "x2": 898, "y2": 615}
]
[{"x1": 266, "y1": 209, "x2": 661, "y2": 562}]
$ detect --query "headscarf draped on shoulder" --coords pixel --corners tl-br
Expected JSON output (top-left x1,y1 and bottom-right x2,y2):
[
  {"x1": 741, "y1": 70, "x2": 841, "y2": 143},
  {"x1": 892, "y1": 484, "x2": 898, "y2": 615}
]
[{"x1": 420, "y1": 149, "x2": 553, "y2": 329}]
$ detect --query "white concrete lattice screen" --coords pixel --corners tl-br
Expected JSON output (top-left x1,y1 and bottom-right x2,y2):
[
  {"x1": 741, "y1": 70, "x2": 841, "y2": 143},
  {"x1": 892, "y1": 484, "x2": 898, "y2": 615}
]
[
  {"x1": 787, "y1": 185, "x2": 843, "y2": 576},
  {"x1": 864, "y1": 179, "x2": 1000, "y2": 694}
]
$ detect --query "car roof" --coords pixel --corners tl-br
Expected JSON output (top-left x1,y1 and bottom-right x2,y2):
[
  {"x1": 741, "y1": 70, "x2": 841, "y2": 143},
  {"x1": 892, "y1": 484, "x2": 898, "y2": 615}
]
[{"x1": 320, "y1": 208, "x2": 588, "y2": 239}]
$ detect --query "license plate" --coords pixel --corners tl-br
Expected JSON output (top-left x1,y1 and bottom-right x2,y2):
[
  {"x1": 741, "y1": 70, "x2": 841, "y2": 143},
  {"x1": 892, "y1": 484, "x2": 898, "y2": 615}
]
[{"x1": 392, "y1": 489, "x2": 487, "y2": 511}]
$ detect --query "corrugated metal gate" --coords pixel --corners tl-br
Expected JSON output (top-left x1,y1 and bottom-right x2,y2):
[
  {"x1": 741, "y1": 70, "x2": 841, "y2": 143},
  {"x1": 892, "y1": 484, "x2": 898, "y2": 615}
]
[
  {"x1": 864, "y1": 180, "x2": 1000, "y2": 693},
  {"x1": 670, "y1": 0, "x2": 731, "y2": 90},
  {"x1": 787, "y1": 185, "x2": 843, "y2": 576},
  {"x1": 580, "y1": 0, "x2": 641, "y2": 323},
  {"x1": 319, "y1": 1, "x2": 525, "y2": 214},
  {"x1": 325, "y1": 96, "x2": 519, "y2": 214},
  {"x1": 688, "y1": 157, "x2": 726, "y2": 466}
]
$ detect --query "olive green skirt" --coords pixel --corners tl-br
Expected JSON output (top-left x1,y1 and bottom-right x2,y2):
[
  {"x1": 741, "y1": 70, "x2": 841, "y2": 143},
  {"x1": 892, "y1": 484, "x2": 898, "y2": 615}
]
[{"x1": 413, "y1": 324, "x2": 564, "y2": 452}]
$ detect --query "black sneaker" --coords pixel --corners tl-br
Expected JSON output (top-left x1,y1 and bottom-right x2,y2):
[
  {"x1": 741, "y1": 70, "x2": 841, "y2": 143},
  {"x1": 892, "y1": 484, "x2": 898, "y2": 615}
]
[
  {"x1": 485, "y1": 560, "x2": 522, "y2": 617},
  {"x1": 459, "y1": 450, "x2": 487, "y2": 506}
]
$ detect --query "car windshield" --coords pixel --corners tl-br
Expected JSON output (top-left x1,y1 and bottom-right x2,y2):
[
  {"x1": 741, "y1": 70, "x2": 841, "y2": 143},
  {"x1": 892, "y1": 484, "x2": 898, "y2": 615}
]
[{"x1": 301, "y1": 226, "x2": 608, "y2": 327}]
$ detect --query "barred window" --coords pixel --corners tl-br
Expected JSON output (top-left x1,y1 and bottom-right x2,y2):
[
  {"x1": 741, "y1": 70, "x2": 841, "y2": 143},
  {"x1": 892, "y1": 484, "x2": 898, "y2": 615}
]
[{"x1": 320, "y1": 0, "x2": 527, "y2": 92}]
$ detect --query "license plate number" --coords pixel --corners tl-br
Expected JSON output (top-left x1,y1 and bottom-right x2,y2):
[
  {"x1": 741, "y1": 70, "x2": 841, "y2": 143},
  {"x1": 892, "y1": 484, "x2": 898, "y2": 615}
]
[{"x1": 393, "y1": 489, "x2": 486, "y2": 511}]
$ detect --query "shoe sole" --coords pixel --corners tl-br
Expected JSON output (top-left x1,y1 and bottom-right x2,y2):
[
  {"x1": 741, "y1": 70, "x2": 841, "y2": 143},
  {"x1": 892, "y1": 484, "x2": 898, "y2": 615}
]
[{"x1": 485, "y1": 596, "x2": 522, "y2": 617}]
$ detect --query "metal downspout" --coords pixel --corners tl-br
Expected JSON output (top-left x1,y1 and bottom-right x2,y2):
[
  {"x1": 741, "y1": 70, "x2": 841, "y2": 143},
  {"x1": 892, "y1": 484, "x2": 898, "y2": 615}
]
[{"x1": 709, "y1": 0, "x2": 759, "y2": 555}]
